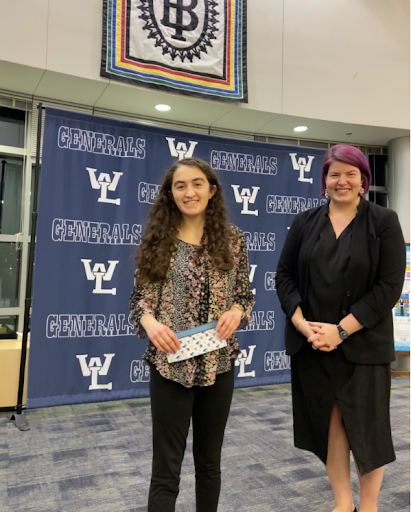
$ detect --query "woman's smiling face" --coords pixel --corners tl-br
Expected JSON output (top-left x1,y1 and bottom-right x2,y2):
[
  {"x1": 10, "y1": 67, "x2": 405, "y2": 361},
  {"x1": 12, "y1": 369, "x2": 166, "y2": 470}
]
[
  {"x1": 325, "y1": 161, "x2": 363, "y2": 204},
  {"x1": 171, "y1": 165, "x2": 216, "y2": 219}
]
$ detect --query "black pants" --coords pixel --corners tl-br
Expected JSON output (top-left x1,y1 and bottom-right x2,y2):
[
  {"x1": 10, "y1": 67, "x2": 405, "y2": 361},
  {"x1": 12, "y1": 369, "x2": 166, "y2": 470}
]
[{"x1": 148, "y1": 364, "x2": 234, "y2": 512}]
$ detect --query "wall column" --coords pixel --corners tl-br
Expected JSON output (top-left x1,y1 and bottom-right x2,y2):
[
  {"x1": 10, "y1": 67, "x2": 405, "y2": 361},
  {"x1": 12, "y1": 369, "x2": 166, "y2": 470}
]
[{"x1": 388, "y1": 136, "x2": 410, "y2": 242}]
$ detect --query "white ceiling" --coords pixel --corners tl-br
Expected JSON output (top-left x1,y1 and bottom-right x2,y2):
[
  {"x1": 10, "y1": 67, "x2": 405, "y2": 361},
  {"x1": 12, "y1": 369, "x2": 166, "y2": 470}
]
[{"x1": 0, "y1": 61, "x2": 409, "y2": 147}]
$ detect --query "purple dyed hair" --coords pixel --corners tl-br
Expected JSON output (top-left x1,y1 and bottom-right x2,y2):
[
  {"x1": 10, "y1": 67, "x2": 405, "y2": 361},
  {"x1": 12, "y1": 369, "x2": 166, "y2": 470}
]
[{"x1": 321, "y1": 144, "x2": 372, "y2": 196}]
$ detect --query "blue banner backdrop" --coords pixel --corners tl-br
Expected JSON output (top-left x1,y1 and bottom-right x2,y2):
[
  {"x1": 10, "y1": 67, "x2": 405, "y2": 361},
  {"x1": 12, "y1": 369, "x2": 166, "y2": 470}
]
[{"x1": 27, "y1": 107, "x2": 326, "y2": 408}]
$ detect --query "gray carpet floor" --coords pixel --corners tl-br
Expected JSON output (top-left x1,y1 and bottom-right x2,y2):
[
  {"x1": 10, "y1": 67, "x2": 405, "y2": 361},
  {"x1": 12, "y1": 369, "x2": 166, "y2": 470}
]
[{"x1": 1, "y1": 376, "x2": 409, "y2": 512}]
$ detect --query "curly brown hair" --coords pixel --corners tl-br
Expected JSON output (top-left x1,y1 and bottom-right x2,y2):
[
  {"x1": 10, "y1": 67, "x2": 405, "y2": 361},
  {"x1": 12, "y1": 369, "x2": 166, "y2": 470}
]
[{"x1": 136, "y1": 158, "x2": 234, "y2": 284}]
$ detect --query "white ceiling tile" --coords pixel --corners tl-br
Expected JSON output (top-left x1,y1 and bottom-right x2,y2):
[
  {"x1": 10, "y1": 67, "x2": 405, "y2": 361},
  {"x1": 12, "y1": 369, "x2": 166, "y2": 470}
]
[
  {"x1": 33, "y1": 71, "x2": 109, "y2": 106},
  {"x1": 94, "y1": 82, "x2": 237, "y2": 126},
  {"x1": 256, "y1": 114, "x2": 410, "y2": 146},
  {"x1": 210, "y1": 107, "x2": 279, "y2": 133},
  {"x1": 0, "y1": 61, "x2": 45, "y2": 96}
]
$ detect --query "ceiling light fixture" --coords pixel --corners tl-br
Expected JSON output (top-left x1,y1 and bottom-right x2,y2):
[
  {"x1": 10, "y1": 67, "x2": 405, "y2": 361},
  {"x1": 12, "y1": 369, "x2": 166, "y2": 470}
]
[
  {"x1": 293, "y1": 126, "x2": 308, "y2": 132},
  {"x1": 155, "y1": 104, "x2": 171, "y2": 112}
]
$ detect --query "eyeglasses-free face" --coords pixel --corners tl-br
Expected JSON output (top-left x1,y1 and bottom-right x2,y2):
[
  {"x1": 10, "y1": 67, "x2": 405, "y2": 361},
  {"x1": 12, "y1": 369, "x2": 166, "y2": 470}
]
[
  {"x1": 171, "y1": 165, "x2": 216, "y2": 220},
  {"x1": 325, "y1": 161, "x2": 363, "y2": 204}
]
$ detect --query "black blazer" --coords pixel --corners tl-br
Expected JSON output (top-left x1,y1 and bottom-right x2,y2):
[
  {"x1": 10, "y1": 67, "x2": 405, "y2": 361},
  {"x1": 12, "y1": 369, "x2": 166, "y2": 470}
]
[{"x1": 276, "y1": 198, "x2": 406, "y2": 365}]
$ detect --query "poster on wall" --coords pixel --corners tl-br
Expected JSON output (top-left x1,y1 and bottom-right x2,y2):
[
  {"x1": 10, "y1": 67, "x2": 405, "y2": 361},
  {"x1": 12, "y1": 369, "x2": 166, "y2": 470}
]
[
  {"x1": 27, "y1": 107, "x2": 326, "y2": 408},
  {"x1": 101, "y1": 0, "x2": 248, "y2": 102},
  {"x1": 393, "y1": 245, "x2": 410, "y2": 342}
]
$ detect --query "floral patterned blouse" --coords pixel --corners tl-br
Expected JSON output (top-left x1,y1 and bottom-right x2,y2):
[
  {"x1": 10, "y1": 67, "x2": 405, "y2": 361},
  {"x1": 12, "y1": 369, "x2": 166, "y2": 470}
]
[{"x1": 129, "y1": 225, "x2": 255, "y2": 388}]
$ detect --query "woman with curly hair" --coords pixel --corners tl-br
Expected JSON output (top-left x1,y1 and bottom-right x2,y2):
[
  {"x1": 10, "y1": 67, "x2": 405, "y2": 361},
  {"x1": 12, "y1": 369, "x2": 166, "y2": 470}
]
[{"x1": 130, "y1": 157, "x2": 255, "y2": 512}]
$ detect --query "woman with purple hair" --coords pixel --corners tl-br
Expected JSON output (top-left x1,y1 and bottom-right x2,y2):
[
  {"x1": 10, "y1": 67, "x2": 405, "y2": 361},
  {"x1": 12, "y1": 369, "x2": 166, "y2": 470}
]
[{"x1": 276, "y1": 144, "x2": 405, "y2": 512}]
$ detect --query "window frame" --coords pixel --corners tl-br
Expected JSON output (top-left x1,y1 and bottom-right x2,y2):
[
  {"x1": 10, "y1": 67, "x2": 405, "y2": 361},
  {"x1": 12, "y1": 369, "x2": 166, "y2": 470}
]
[{"x1": 0, "y1": 109, "x2": 33, "y2": 334}]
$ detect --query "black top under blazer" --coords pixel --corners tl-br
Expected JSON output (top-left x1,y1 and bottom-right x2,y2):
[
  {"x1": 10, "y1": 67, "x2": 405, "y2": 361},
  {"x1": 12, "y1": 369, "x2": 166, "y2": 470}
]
[{"x1": 276, "y1": 198, "x2": 406, "y2": 365}]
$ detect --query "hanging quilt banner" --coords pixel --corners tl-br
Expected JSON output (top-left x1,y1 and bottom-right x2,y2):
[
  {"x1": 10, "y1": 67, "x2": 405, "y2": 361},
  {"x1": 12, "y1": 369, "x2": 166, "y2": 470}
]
[{"x1": 101, "y1": 0, "x2": 248, "y2": 102}]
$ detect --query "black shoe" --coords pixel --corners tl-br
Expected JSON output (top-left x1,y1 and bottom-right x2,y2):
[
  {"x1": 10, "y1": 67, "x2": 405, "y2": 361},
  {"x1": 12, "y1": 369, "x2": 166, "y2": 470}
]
[{"x1": 353, "y1": 508, "x2": 357, "y2": 512}]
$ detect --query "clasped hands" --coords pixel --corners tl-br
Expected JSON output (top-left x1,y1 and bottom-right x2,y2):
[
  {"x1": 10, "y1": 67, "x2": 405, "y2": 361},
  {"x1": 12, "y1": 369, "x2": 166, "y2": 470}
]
[{"x1": 298, "y1": 320, "x2": 342, "y2": 352}]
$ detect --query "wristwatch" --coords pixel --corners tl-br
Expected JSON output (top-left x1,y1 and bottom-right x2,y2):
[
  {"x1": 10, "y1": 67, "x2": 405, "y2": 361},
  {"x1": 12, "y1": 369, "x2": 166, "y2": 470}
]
[{"x1": 336, "y1": 324, "x2": 349, "y2": 340}]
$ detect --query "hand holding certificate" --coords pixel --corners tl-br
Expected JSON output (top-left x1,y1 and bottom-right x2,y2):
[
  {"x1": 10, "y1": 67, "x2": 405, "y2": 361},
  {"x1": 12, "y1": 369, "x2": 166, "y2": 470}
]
[{"x1": 167, "y1": 322, "x2": 227, "y2": 363}]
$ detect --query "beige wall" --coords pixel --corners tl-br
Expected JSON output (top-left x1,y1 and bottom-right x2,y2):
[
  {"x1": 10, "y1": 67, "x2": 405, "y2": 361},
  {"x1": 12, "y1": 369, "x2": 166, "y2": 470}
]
[
  {"x1": 282, "y1": 0, "x2": 410, "y2": 128},
  {"x1": 0, "y1": 0, "x2": 408, "y2": 129}
]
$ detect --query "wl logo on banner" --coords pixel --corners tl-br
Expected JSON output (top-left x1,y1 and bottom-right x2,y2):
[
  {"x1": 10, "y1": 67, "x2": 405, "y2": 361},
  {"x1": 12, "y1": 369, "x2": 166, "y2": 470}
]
[
  {"x1": 77, "y1": 354, "x2": 115, "y2": 390},
  {"x1": 231, "y1": 185, "x2": 260, "y2": 216},
  {"x1": 81, "y1": 259, "x2": 119, "y2": 295},
  {"x1": 235, "y1": 346, "x2": 256, "y2": 378},
  {"x1": 87, "y1": 167, "x2": 123, "y2": 205},
  {"x1": 166, "y1": 137, "x2": 198, "y2": 160},
  {"x1": 289, "y1": 153, "x2": 315, "y2": 184}
]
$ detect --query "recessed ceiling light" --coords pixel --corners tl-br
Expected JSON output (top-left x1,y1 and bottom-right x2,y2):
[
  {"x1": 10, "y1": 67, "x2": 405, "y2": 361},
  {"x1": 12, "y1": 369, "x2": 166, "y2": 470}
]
[
  {"x1": 293, "y1": 126, "x2": 308, "y2": 132},
  {"x1": 155, "y1": 104, "x2": 171, "y2": 112}
]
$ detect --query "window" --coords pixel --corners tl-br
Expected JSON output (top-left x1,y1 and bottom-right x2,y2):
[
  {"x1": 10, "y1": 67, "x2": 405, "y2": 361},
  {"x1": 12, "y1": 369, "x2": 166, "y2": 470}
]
[
  {"x1": 0, "y1": 107, "x2": 25, "y2": 148},
  {"x1": 0, "y1": 242, "x2": 21, "y2": 307},
  {"x1": 0, "y1": 315, "x2": 18, "y2": 339},
  {"x1": 368, "y1": 154, "x2": 388, "y2": 207},
  {"x1": 368, "y1": 191, "x2": 388, "y2": 207},
  {"x1": 267, "y1": 137, "x2": 297, "y2": 146},
  {"x1": 299, "y1": 140, "x2": 329, "y2": 149},
  {"x1": 369, "y1": 155, "x2": 387, "y2": 187},
  {"x1": 0, "y1": 157, "x2": 23, "y2": 235},
  {"x1": 29, "y1": 165, "x2": 38, "y2": 234},
  {"x1": 0, "y1": 104, "x2": 28, "y2": 337}
]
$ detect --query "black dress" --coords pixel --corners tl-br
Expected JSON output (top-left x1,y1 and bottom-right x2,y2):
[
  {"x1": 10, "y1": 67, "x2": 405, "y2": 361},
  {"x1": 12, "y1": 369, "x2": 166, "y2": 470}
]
[{"x1": 291, "y1": 217, "x2": 395, "y2": 476}]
